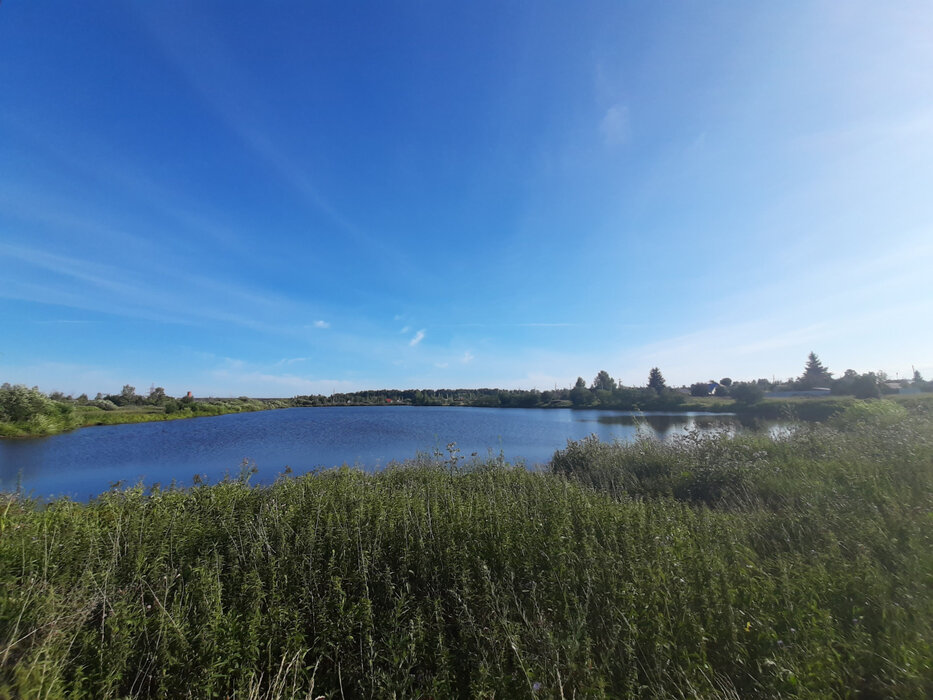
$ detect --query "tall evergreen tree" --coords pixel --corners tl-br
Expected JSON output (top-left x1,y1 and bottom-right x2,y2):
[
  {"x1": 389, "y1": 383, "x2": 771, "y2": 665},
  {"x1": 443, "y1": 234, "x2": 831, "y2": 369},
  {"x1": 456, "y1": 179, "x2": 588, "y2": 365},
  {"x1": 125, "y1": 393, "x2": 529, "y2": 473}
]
[
  {"x1": 798, "y1": 352, "x2": 833, "y2": 388},
  {"x1": 647, "y1": 367, "x2": 667, "y2": 393}
]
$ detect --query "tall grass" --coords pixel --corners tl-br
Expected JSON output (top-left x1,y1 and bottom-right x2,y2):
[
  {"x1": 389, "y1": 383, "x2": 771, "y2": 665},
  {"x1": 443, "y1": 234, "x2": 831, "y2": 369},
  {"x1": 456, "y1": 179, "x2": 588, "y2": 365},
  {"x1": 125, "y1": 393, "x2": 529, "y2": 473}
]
[{"x1": 1, "y1": 403, "x2": 930, "y2": 697}]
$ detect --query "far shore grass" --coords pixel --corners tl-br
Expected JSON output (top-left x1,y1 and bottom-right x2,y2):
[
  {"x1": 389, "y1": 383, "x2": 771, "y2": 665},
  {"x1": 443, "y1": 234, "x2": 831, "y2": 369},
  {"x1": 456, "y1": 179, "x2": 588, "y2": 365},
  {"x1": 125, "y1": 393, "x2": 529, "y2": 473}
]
[{"x1": 0, "y1": 399, "x2": 290, "y2": 438}]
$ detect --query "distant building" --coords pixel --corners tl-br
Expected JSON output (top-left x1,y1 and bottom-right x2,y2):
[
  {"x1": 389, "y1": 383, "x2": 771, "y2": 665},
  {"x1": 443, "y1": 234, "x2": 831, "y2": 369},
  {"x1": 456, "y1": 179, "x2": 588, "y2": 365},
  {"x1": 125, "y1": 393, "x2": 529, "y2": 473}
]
[{"x1": 884, "y1": 381, "x2": 923, "y2": 395}]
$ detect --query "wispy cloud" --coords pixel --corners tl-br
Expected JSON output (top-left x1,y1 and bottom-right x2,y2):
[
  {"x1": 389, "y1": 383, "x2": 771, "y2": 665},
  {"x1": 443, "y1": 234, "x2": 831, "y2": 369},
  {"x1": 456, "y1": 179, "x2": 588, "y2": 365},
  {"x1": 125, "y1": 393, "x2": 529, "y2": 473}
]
[
  {"x1": 209, "y1": 368, "x2": 357, "y2": 396},
  {"x1": 0, "y1": 361, "x2": 122, "y2": 397},
  {"x1": 218, "y1": 357, "x2": 247, "y2": 370},
  {"x1": 275, "y1": 357, "x2": 309, "y2": 366},
  {"x1": 313, "y1": 320, "x2": 330, "y2": 329},
  {"x1": 135, "y1": 5, "x2": 421, "y2": 281},
  {"x1": 433, "y1": 322, "x2": 584, "y2": 329},
  {"x1": 31, "y1": 319, "x2": 95, "y2": 325},
  {"x1": 600, "y1": 104, "x2": 630, "y2": 146},
  {"x1": 461, "y1": 351, "x2": 475, "y2": 364},
  {"x1": 400, "y1": 325, "x2": 411, "y2": 334},
  {"x1": 1, "y1": 120, "x2": 254, "y2": 260},
  {"x1": 204, "y1": 356, "x2": 361, "y2": 396},
  {"x1": 409, "y1": 329, "x2": 426, "y2": 347},
  {"x1": 0, "y1": 241, "x2": 333, "y2": 339}
]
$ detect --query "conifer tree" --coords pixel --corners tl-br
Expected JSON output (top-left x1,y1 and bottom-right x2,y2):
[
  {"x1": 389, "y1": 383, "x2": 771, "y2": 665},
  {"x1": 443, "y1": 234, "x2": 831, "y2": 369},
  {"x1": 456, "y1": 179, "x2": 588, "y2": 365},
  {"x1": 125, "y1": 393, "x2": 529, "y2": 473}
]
[
  {"x1": 648, "y1": 367, "x2": 667, "y2": 393},
  {"x1": 798, "y1": 352, "x2": 833, "y2": 388}
]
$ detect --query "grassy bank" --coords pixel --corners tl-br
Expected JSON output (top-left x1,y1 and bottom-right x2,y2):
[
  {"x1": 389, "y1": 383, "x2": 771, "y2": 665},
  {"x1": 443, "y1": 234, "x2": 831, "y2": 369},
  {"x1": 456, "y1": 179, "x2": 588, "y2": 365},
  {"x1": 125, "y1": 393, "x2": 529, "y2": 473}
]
[
  {"x1": 0, "y1": 399, "x2": 290, "y2": 438},
  {"x1": 1, "y1": 401, "x2": 931, "y2": 698},
  {"x1": 674, "y1": 393, "x2": 933, "y2": 422}
]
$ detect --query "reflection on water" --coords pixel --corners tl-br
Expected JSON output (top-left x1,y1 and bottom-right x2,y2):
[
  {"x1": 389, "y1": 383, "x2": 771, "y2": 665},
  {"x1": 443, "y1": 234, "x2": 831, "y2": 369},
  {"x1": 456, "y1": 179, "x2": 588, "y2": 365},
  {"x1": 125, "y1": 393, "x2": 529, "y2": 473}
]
[
  {"x1": 0, "y1": 407, "x2": 789, "y2": 501},
  {"x1": 596, "y1": 413, "x2": 727, "y2": 436},
  {"x1": 594, "y1": 412, "x2": 789, "y2": 439}
]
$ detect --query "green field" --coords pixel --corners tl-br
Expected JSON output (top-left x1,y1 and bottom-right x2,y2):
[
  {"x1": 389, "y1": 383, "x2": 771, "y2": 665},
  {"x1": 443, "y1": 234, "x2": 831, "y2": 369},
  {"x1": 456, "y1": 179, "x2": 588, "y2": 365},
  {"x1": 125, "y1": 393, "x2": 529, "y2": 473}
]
[{"x1": 1, "y1": 400, "x2": 931, "y2": 698}]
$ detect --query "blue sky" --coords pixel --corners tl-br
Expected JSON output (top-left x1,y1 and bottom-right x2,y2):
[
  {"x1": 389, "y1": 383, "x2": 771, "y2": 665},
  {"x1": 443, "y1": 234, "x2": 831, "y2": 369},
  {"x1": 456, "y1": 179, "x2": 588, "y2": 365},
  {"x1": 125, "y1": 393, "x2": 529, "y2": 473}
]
[{"x1": 2, "y1": 1, "x2": 932, "y2": 397}]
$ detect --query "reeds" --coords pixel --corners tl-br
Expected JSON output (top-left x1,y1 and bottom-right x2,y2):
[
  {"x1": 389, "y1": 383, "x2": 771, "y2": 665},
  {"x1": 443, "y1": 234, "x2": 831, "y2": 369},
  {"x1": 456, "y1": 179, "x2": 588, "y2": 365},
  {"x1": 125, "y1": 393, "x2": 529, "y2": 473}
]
[{"x1": 1, "y1": 403, "x2": 930, "y2": 697}]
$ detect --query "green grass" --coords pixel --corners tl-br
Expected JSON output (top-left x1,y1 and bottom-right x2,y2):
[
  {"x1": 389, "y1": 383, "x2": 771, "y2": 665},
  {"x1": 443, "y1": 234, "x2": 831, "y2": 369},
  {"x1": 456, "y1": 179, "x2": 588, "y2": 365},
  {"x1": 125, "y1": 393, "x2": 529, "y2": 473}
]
[
  {"x1": 1, "y1": 403, "x2": 931, "y2": 698},
  {"x1": 74, "y1": 402, "x2": 262, "y2": 427},
  {"x1": 0, "y1": 400, "x2": 288, "y2": 437},
  {"x1": 684, "y1": 394, "x2": 933, "y2": 422}
]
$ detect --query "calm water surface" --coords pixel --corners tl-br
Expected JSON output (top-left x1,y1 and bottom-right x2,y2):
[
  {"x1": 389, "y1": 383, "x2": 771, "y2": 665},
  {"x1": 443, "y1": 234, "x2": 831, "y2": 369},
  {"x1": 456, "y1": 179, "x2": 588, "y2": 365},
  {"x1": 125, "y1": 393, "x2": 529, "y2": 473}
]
[{"x1": 0, "y1": 407, "x2": 753, "y2": 500}]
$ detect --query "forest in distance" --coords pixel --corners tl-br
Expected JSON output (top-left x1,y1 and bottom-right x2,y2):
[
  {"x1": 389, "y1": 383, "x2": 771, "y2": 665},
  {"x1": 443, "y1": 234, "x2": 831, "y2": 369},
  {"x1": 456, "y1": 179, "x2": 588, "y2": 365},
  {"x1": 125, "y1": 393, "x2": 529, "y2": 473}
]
[{"x1": 2, "y1": 353, "x2": 932, "y2": 438}]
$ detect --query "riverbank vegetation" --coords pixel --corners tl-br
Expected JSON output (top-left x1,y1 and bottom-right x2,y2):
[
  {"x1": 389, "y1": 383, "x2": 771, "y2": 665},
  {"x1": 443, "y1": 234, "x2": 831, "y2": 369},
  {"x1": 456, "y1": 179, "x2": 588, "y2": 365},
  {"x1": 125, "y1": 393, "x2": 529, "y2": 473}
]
[
  {"x1": 1, "y1": 401, "x2": 931, "y2": 697},
  {"x1": 0, "y1": 384, "x2": 293, "y2": 438},
  {"x1": 4, "y1": 353, "x2": 932, "y2": 438}
]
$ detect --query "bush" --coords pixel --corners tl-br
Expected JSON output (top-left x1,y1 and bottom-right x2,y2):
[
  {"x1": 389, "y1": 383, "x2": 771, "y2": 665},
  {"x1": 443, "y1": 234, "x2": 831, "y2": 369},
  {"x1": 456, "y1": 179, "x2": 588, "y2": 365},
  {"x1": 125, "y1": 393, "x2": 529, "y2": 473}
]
[
  {"x1": 833, "y1": 399, "x2": 908, "y2": 428},
  {"x1": 852, "y1": 374, "x2": 882, "y2": 399},
  {"x1": 0, "y1": 384, "x2": 55, "y2": 423},
  {"x1": 730, "y1": 382, "x2": 765, "y2": 405}
]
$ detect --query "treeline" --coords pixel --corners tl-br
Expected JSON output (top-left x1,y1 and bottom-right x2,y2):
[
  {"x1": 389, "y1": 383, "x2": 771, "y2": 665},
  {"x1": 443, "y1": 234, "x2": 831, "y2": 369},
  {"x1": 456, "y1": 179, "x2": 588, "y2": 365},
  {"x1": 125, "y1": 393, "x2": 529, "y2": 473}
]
[
  {"x1": 690, "y1": 353, "x2": 933, "y2": 400},
  {"x1": 300, "y1": 354, "x2": 933, "y2": 409},
  {"x1": 295, "y1": 368, "x2": 691, "y2": 410},
  {"x1": 296, "y1": 387, "x2": 685, "y2": 411}
]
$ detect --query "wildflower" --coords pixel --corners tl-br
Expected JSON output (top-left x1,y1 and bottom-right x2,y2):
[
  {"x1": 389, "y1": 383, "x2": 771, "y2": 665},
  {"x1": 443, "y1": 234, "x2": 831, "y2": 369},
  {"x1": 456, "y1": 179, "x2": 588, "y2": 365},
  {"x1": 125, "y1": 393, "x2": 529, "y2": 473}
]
[
  {"x1": 745, "y1": 621, "x2": 752, "y2": 632},
  {"x1": 532, "y1": 682, "x2": 542, "y2": 692}
]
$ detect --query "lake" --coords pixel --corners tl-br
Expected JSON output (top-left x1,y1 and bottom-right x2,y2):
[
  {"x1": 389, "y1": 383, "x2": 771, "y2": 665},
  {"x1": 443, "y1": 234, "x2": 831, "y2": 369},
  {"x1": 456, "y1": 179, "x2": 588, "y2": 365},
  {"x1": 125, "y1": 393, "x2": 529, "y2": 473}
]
[{"x1": 0, "y1": 406, "x2": 756, "y2": 500}]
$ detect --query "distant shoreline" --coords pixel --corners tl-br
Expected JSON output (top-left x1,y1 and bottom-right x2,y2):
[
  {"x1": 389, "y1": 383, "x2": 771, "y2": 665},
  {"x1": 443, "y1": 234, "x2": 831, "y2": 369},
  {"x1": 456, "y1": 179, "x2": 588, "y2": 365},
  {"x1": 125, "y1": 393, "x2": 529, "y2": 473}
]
[{"x1": 4, "y1": 394, "x2": 932, "y2": 439}]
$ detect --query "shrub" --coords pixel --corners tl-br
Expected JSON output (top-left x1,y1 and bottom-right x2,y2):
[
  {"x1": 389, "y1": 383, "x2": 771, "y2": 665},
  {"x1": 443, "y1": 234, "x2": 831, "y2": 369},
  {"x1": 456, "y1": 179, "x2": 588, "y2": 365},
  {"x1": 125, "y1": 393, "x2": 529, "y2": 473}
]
[
  {"x1": 0, "y1": 384, "x2": 55, "y2": 423},
  {"x1": 833, "y1": 399, "x2": 907, "y2": 428},
  {"x1": 730, "y1": 382, "x2": 765, "y2": 405}
]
